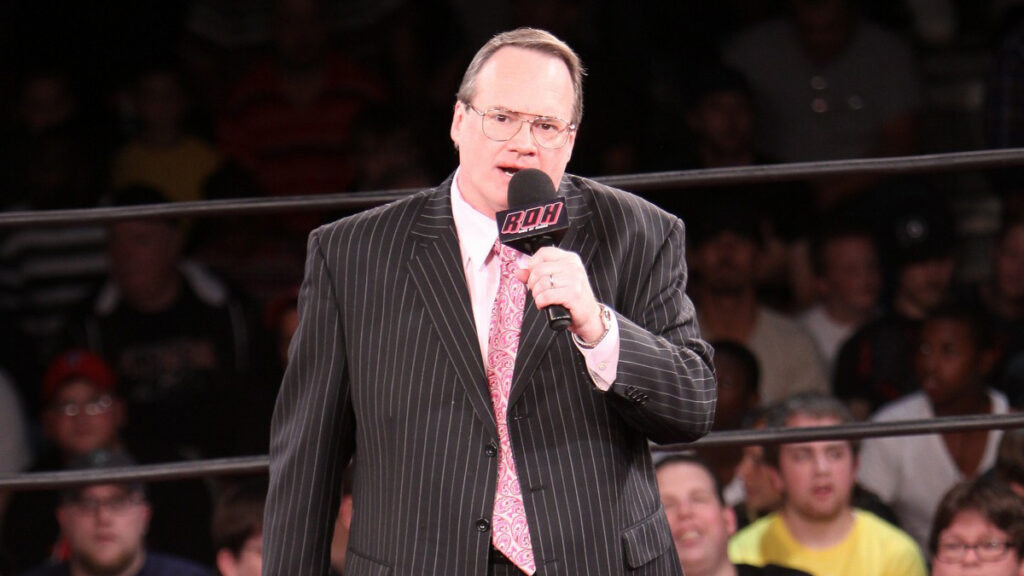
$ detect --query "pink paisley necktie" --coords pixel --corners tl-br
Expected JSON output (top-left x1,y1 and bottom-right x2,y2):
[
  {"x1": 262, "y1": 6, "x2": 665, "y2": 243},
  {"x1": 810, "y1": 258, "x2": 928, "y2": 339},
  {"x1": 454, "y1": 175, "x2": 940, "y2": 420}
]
[{"x1": 486, "y1": 242, "x2": 536, "y2": 574}]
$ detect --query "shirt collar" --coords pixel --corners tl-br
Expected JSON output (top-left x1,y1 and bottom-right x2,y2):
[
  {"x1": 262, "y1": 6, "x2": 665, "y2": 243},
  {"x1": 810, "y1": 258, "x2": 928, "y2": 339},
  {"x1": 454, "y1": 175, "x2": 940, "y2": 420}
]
[{"x1": 450, "y1": 169, "x2": 499, "y2": 272}]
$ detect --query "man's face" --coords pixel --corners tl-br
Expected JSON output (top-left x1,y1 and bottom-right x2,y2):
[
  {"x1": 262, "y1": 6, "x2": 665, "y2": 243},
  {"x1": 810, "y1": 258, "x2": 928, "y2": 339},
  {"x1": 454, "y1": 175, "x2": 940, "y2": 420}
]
[
  {"x1": 736, "y1": 444, "x2": 783, "y2": 514},
  {"x1": 916, "y1": 318, "x2": 986, "y2": 407},
  {"x1": 931, "y1": 509, "x2": 1024, "y2": 576},
  {"x1": 657, "y1": 461, "x2": 736, "y2": 576},
  {"x1": 690, "y1": 90, "x2": 754, "y2": 158},
  {"x1": 43, "y1": 379, "x2": 123, "y2": 458},
  {"x1": 819, "y1": 235, "x2": 881, "y2": 316},
  {"x1": 58, "y1": 484, "x2": 150, "y2": 575},
  {"x1": 109, "y1": 220, "x2": 182, "y2": 306},
  {"x1": 898, "y1": 257, "x2": 954, "y2": 314},
  {"x1": 774, "y1": 414, "x2": 856, "y2": 523},
  {"x1": 691, "y1": 231, "x2": 759, "y2": 295},
  {"x1": 450, "y1": 46, "x2": 577, "y2": 218},
  {"x1": 995, "y1": 224, "x2": 1024, "y2": 304}
]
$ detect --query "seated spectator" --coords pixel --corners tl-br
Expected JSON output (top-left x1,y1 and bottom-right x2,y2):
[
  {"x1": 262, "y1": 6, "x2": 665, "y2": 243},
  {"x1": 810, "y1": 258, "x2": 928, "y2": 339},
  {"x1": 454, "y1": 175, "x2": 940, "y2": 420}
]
[
  {"x1": 834, "y1": 195, "x2": 958, "y2": 419},
  {"x1": 110, "y1": 63, "x2": 222, "y2": 204},
  {"x1": 991, "y1": 428, "x2": 1024, "y2": 499},
  {"x1": 217, "y1": 0, "x2": 386, "y2": 239},
  {"x1": 0, "y1": 367, "x2": 30, "y2": 538},
  {"x1": 329, "y1": 467, "x2": 354, "y2": 576},
  {"x1": 798, "y1": 220, "x2": 882, "y2": 375},
  {"x1": 212, "y1": 478, "x2": 267, "y2": 576},
  {"x1": 2, "y1": 350, "x2": 215, "y2": 571},
  {"x1": 689, "y1": 198, "x2": 828, "y2": 403},
  {"x1": 696, "y1": 341, "x2": 761, "y2": 507},
  {"x1": 17, "y1": 449, "x2": 211, "y2": 576},
  {"x1": 857, "y1": 304, "x2": 1009, "y2": 550},
  {"x1": 732, "y1": 407, "x2": 784, "y2": 530},
  {"x1": 728, "y1": 392, "x2": 926, "y2": 576},
  {"x1": 967, "y1": 216, "x2": 1024, "y2": 407},
  {"x1": 724, "y1": 0, "x2": 919, "y2": 203},
  {"x1": 929, "y1": 477, "x2": 1024, "y2": 576},
  {"x1": 74, "y1": 185, "x2": 274, "y2": 462},
  {"x1": 656, "y1": 454, "x2": 812, "y2": 576}
]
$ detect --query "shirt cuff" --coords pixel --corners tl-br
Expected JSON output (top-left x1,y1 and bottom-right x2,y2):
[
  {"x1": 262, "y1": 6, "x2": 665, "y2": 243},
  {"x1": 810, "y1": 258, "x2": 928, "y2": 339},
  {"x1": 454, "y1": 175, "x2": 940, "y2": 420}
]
[{"x1": 573, "y1": 311, "x2": 620, "y2": 391}]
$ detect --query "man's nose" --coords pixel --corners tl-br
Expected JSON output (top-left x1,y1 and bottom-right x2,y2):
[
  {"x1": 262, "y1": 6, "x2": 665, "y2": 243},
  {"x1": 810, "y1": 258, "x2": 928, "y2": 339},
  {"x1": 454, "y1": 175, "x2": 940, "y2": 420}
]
[{"x1": 506, "y1": 120, "x2": 537, "y2": 153}]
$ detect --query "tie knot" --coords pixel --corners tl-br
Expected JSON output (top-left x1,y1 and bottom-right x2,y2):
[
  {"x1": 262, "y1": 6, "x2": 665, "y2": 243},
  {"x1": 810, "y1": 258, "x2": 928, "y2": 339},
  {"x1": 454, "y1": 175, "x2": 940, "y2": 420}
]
[{"x1": 494, "y1": 242, "x2": 519, "y2": 265}]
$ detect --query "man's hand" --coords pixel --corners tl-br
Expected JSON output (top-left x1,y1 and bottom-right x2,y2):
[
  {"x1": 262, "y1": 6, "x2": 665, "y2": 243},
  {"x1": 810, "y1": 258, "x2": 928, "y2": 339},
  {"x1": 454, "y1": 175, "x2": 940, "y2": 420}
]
[{"x1": 514, "y1": 246, "x2": 604, "y2": 342}]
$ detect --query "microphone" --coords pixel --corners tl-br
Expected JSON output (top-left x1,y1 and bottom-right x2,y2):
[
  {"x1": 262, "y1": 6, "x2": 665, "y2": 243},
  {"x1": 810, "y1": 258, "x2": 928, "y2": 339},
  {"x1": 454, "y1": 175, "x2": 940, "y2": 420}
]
[{"x1": 495, "y1": 169, "x2": 572, "y2": 331}]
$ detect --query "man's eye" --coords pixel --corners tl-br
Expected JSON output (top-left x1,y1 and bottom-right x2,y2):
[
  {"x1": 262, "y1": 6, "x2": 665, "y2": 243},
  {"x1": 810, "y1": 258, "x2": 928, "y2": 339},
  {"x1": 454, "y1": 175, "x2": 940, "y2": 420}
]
[
  {"x1": 491, "y1": 113, "x2": 511, "y2": 124},
  {"x1": 535, "y1": 122, "x2": 558, "y2": 132}
]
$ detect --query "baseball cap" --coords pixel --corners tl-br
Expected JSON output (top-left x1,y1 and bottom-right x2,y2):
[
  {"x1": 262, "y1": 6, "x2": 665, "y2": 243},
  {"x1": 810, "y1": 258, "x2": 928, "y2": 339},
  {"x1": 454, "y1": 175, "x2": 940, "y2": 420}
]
[
  {"x1": 42, "y1": 350, "x2": 116, "y2": 404},
  {"x1": 61, "y1": 449, "x2": 146, "y2": 500}
]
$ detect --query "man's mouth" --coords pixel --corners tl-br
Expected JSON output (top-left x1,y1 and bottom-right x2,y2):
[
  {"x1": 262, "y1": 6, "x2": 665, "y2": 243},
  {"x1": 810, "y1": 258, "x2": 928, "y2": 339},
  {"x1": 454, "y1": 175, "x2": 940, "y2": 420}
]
[{"x1": 501, "y1": 167, "x2": 520, "y2": 176}]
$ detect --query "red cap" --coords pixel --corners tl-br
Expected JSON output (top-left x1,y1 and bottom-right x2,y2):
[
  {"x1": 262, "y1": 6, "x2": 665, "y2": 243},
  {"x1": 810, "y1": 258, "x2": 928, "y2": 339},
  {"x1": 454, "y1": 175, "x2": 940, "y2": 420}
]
[{"x1": 42, "y1": 350, "x2": 116, "y2": 403}]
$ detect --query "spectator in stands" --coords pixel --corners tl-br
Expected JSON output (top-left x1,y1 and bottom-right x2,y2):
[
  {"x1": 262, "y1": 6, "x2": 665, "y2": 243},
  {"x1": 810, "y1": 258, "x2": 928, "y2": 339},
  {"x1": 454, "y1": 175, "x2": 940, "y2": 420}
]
[
  {"x1": 217, "y1": 0, "x2": 386, "y2": 239},
  {"x1": 655, "y1": 454, "x2": 812, "y2": 576},
  {"x1": 0, "y1": 367, "x2": 31, "y2": 540},
  {"x1": 728, "y1": 392, "x2": 926, "y2": 576},
  {"x1": 968, "y1": 216, "x2": 1024, "y2": 407},
  {"x1": 798, "y1": 220, "x2": 882, "y2": 375},
  {"x1": 689, "y1": 197, "x2": 828, "y2": 404},
  {"x1": 929, "y1": 477, "x2": 1024, "y2": 576},
  {"x1": 75, "y1": 185, "x2": 273, "y2": 463},
  {"x1": 858, "y1": 304, "x2": 1009, "y2": 550},
  {"x1": 991, "y1": 428, "x2": 1024, "y2": 499},
  {"x1": 2, "y1": 350, "x2": 124, "y2": 573},
  {"x1": 18, "y1": 449, "x2": 211, "y2": 576},
  {"x1": 724, "y1": 0, "x2": 920, "y2": 204},
  {"x1": 211, "y1": 478, "x2": 267, "y2": 576},
  {"x1": 2, "y1": 350, "x2": 216, "y2": 571},
  {"x1": 695, "y1": 341, "x2": 761, "y2": 507},
  {"x1": 732, "y1": 408, "x2": 784, "y2": 530},
  {"x1": 833, "y1": 195, "x2": 958, "y2": 419},
  {"x1": 110, "y1": 63, "x2": 222, "y2": 204}
]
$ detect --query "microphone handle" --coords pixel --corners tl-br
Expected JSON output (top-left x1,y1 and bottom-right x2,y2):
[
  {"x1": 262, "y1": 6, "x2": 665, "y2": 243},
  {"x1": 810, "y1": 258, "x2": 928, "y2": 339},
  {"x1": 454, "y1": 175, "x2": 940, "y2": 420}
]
[{"x1": 546, "y1": 304, "x2": 572, "y2": 331}]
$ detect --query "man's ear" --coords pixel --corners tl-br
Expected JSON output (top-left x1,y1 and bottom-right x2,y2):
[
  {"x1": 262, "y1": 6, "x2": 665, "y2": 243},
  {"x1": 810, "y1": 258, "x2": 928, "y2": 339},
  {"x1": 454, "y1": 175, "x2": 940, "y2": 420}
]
[
  {"x1": 767, "y1": 465, "x2": 785, "y2": 496},
  {"x1": 723, "y1": 503, "x2": 738, "y2": 536},
  {"x1": 450, "y1": 101, "x2": 465, "y2": 150}
]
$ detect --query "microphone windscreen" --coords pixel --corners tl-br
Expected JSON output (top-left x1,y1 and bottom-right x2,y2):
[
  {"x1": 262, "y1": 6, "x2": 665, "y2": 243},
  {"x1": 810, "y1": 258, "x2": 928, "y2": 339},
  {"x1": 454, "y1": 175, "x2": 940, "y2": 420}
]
[{"x1": 507, "y1": 169, "x2": 557, "y2": 207}]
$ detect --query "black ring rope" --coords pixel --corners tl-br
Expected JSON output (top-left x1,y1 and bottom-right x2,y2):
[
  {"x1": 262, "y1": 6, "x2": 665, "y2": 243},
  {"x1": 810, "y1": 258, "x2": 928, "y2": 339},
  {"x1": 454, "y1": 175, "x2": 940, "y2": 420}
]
[
  {"x1": 3, "y1": 413, "x2": 1022, "y2": 491},
  {"x1": 2, "y1": 147, "x2": 1024, "y2": 228}
]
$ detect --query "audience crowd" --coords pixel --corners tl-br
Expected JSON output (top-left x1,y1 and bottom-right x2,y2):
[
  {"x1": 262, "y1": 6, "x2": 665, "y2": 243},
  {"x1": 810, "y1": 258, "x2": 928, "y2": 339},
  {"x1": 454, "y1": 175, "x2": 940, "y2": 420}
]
[{"x1": 2, "y1": 0, "x2": 1023, "y2": 574}]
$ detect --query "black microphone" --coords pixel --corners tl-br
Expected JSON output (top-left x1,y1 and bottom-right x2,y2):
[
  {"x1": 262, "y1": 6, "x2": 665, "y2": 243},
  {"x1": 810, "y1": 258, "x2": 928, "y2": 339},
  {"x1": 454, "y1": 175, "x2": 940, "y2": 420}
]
[{"x1": 495, "y1": 169, "x2": 572, "y2": 331}]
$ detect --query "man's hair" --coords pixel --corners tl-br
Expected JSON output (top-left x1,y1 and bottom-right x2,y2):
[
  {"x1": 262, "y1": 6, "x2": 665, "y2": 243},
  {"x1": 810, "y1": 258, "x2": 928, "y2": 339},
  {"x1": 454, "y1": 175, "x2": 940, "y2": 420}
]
[
  {"x1": 455, "y1": 27, "x2": 585, "y2": 125},
  {"x1": 709, "y1": 340, "x2": 760, "y2": 395},
  {"x1": 655, "y1": 453, "x2": 725, "y2": 506},
  {"x1": 923, "y1": 302, "x2": 994, "y2": 352},
  {"x1": 995, "y1": 428, "x2": 1024, "y2": 488},
  {"x1": 211, "y1": 477, "x2": 268, "y2": 555},
  {"x1": 808, "y1": 220, "x2": 876, "y2": 278},
  {"x1": 762, "y1": 392, "x2": 857, "y2": 468},
  {"x1": 928, "y1": 477, "x2": 1024, "y2": 556}
]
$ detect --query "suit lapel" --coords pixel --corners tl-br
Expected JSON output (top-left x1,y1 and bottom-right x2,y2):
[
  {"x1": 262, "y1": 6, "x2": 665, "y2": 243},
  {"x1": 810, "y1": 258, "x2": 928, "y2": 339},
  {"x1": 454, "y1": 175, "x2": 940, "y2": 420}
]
[
  {"x1": 408, "y1": 181, "x2": 495, "y2": 431},
  {"x1": 509, "y1": 180, "x2": 596, "y2": 405}
]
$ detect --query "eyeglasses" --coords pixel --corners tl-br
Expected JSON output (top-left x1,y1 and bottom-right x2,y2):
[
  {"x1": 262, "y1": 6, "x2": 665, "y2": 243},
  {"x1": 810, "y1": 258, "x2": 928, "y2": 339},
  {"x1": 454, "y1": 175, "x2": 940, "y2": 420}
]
[
  {"x1": 51, "y1": 394, "x2": 113, "y2": 417},
  {"x1": 462, "y1": 102, "x2": 576, "y2": 149},
  {"x1": 67, "y1": 493, "x2": 144, "y2": 515},
  {"x1": 934, "y1": 540, "x2": 1014, "y2": 563}
]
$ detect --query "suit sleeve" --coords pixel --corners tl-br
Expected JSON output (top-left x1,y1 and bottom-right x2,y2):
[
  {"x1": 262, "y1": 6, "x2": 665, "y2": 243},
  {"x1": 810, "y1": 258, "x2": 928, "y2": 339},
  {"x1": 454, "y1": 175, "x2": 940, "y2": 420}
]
[
  {"x1": 603, "y1": 217, "x2": 717, "y2": 444},
  {"x1": 263, "y1": 229, "x2": 356, "y2": 576}
]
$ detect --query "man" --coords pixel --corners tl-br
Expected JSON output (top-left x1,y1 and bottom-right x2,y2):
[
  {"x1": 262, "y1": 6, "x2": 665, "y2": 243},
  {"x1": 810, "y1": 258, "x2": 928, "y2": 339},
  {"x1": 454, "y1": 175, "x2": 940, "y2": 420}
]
[
  {"x1": 655, "y1": 455, "x2": 810, "y2": 576},
  {"x1": 929, "y1": 477, "x2": 1024, "y2": 576},
  {"x1": 212, "y1": 478, "x2": 267, "y2": 576},
  {"x1": 264, "y1": 27, "x2": 717, "y2": 575},
  {"x1": 18, "y1": 449, "x2": 211, "y2": 576},
  {"x1": 76, "y1": 185, "x2": 272, "y2": 462},
  {"x1": 689, "y1": 198, "x2": 828, "y2": 404},
  {"x1": 728, "y1": 392, "x2": 926, "y2": 576},
  {"x1": 798, "y1": 221, "x2": 882, "y2": 374}
]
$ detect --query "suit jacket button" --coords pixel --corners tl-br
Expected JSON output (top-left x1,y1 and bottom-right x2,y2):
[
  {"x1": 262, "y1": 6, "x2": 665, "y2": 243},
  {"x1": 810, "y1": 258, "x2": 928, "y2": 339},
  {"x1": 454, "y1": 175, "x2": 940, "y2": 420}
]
[
  {"x1": 485, "y1": 442, "x2": 498, "y2": 457},
  {"x1": 476, "y1": 519, "x2": 491, "y2": 532}
]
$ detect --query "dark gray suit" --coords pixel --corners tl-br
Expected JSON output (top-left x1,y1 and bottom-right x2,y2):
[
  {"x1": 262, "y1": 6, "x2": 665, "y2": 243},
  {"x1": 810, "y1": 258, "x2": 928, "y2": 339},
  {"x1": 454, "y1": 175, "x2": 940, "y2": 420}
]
[{"x1": 264, "y1": 174, "x2": 716, "y2": 575}]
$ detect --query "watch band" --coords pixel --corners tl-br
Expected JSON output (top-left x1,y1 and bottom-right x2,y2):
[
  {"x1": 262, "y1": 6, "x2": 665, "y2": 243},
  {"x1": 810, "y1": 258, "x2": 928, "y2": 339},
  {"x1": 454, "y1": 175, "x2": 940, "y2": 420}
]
[{"x1": 572, "y1": 304, "x2": 611, "y2": 349}]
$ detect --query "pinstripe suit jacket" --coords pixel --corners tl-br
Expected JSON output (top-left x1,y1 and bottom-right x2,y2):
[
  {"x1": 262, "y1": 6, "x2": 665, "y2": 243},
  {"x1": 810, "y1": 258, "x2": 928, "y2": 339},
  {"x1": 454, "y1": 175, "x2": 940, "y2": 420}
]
[{"x1": 264, "y1": 174, "x2": 717, "y2": 576}]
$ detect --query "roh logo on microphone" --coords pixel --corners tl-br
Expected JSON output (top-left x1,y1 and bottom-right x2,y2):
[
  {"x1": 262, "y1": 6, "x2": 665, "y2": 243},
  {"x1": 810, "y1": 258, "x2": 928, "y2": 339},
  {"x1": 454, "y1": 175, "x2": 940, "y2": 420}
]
[{"x1": 499, "y1": 200, "x2": 565, "y2": 235}]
